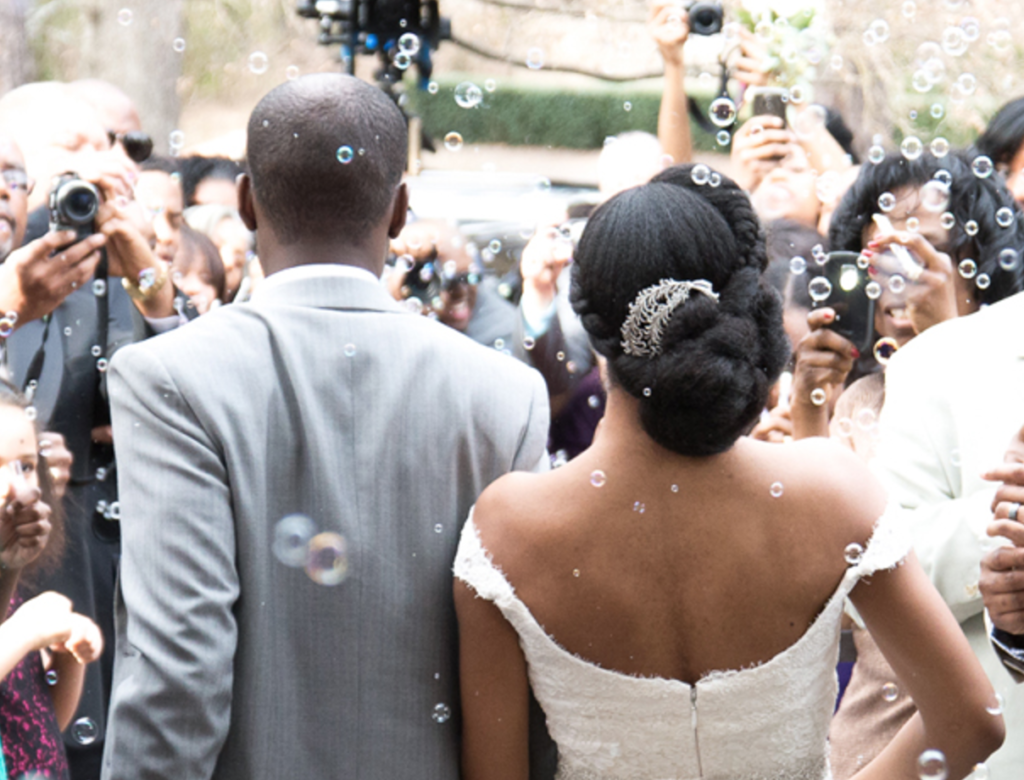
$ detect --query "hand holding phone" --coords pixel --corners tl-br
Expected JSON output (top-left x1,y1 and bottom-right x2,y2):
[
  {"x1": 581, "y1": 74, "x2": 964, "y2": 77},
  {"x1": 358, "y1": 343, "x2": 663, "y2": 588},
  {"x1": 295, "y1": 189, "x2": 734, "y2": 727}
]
[{"x1": 809, "y1": 250, "x2": 876, "y2": 353}]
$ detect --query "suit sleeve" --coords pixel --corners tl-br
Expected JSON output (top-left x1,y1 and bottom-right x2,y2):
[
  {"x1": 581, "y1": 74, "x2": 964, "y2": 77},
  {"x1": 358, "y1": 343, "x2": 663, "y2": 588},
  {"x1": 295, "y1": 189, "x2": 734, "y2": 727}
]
[
  {"x1": 873, "y1": 347, "x2": 1002, "y2": 623},
  {"x1": 512, "y1": 369, "x2": 552, "y2": 475},
  {"x1": 101, "y1": 345, "x2": 237, "y2": 780}
]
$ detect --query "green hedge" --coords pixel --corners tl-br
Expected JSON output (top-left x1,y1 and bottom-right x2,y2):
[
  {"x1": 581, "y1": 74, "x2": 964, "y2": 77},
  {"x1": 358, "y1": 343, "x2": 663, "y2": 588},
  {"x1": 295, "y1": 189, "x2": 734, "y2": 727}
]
[{"x1": 405, "y1": 75, "x2": 723, "y2": 152}]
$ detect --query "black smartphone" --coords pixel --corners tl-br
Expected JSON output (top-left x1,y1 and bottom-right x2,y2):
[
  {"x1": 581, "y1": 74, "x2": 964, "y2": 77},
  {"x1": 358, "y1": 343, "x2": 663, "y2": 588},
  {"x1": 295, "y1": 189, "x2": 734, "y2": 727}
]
[
  {"x1": 809, "y1": 250, "x2": 875, "y2": 353},
  {"x1": 750, "y1": 87, "x2": 787, "y2": 125}
]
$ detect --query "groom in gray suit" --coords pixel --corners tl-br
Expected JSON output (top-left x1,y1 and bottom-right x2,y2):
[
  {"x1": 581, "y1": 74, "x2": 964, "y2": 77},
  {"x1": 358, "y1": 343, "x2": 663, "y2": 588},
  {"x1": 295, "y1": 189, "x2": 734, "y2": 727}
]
[{"x1": 100, "y1": 74, "x2": 550, "y2": 779}]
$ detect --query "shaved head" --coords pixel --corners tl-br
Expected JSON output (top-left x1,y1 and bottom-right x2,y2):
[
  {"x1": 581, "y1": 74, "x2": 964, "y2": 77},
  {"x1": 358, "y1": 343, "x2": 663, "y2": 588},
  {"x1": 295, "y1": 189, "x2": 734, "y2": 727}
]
[
  {"x1": 246, "y1": 74, "x2": 407, "y2": 246},
  {"x1": 69, "y1": 79, "x2": 141, "y2": 135}
]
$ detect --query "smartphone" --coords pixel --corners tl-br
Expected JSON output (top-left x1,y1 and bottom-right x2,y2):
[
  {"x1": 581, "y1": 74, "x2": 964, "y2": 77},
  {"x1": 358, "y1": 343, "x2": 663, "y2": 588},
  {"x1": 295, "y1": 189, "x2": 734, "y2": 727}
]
[
  {"x1": 749, "y1": 86, "x2": 788, "y2": 125},
  {"x1": 810, "y1": 250, "x2": 876, "y2": 353}
]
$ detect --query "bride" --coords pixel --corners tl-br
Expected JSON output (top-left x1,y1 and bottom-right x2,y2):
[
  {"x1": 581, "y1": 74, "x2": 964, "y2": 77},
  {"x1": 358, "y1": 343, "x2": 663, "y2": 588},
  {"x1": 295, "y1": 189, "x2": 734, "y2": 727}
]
[{"x1": 454, "y1": 164, "x2": 1003, "y2": 780}]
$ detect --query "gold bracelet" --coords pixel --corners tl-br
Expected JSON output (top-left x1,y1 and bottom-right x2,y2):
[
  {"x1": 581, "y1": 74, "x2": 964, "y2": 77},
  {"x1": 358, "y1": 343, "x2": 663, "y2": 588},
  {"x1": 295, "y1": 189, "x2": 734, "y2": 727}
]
[{"x1": 121, "y1": 262, "x2": 170, "y2": 303}]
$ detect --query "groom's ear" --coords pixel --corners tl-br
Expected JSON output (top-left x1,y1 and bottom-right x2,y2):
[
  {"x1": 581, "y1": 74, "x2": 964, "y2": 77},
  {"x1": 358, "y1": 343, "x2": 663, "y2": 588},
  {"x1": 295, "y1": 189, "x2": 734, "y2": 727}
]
[
  {"x1": 387, "y1": 183, "x2": 409, "y2": 240},
  {"x1": 237, "y1": 173, "x2": 258, "y2": 231}
]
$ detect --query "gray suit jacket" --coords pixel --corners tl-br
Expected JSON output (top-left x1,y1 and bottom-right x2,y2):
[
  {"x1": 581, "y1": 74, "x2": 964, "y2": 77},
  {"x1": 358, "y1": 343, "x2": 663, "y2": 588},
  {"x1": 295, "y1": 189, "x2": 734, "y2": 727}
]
[{"x1": 100, "y1": 267, "x2": 550, "y2": 780}]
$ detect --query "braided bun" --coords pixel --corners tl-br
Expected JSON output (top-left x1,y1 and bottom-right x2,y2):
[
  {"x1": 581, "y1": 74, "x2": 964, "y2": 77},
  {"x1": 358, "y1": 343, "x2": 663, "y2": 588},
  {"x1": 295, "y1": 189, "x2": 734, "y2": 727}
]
[{"x1": 571, "y1": 164, "x2": 790, "y2": 456}]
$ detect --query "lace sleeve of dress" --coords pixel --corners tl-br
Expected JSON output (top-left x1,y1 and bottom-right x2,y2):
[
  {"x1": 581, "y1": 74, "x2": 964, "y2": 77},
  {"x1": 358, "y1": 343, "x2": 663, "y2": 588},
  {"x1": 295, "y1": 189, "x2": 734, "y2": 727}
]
[
  {"x1": 848, "y1": 502, "x2": 914, "y2": 580},
  {"x1": 453, "y1": 510, "x2": 548, "y2": 642},
  {"x1": 454, "y1": 509, "x2": 516, "y2": 606}
]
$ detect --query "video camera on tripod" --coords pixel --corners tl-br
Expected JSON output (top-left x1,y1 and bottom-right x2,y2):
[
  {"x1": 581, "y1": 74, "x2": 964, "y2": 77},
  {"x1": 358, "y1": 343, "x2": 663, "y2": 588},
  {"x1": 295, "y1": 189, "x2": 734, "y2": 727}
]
[{"x1": 296, "y1": 0, "x2": 450, "y2": 90}]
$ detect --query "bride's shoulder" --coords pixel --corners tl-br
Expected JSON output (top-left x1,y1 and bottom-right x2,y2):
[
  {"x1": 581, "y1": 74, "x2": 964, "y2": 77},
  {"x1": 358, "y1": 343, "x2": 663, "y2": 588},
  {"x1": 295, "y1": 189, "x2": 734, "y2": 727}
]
[
  {"x1": 755, "y1": 437, "x2": 889, "y2": 543},
  {"x1": 471, "y1": 469, "x2": 570, "y2": 564}
]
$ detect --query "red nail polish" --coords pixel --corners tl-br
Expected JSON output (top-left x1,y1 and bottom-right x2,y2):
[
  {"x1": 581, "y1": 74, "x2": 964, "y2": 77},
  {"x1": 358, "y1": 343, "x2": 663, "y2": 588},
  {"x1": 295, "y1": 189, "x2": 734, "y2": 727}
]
[
  {"x1": 867, "y1": 240, "x2": 880, "y2": 248},
  {"x1": 868, "y1": 265, "x2": 877, "y2": 276},
  {"x1": 823, "y1": 311, "x2": 834, "y2": 322},
  {"x1": 851, "y1": 348, "x2": 861, "y2": 358}
]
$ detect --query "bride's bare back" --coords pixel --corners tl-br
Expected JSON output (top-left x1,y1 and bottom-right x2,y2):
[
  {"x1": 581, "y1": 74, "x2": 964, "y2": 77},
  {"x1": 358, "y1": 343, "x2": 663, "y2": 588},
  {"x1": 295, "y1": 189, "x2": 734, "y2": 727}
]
[{"x1": 472, "y1": 395, "x2": 885, "y2": 685}]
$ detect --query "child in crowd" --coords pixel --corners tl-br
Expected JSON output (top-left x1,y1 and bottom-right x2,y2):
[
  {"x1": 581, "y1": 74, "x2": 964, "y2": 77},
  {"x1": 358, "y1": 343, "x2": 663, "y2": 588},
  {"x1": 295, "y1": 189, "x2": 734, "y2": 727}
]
[{"x1": 0, "y1": 380, "x2": 103, "y2": 779}]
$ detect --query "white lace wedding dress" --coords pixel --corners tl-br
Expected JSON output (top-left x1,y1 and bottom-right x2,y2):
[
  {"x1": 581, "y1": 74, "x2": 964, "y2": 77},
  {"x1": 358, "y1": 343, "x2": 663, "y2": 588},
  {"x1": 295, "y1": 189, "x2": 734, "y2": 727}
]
[{"x1": 454, "y1": 506, "x2": 911, "y2": 780}]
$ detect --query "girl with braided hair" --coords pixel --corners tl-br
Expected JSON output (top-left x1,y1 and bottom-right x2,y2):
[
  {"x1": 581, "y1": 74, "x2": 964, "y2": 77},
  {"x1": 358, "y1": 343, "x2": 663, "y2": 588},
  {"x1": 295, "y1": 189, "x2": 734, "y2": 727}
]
[{"x1": 454, "y1": 164, "x2": 1002, "y2": 780}]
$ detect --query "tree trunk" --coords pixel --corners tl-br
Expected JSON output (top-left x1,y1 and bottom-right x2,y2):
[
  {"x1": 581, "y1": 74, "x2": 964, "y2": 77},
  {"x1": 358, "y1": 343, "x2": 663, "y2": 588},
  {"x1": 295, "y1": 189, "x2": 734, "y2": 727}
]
[
  {"x1": 0, "y1": 0, "x2": 36, "y2": 94},
  {"x1": 78, "y1": 0, "x2": 185, "y2": 154}
]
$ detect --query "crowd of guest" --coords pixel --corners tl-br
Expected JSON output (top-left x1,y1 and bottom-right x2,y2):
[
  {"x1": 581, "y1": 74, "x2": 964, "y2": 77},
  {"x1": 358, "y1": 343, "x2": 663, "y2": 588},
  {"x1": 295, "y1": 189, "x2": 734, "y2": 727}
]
[{"x1": 2, "y1": 4, "x2": 1024, "y2": 778}]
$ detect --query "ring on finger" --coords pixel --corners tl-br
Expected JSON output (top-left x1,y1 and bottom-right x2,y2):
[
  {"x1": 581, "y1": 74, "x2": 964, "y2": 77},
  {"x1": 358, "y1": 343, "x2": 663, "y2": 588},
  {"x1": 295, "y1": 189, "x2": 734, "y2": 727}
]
[{"x1": 1010, "y1": 502, "x2": 1021, "y2": 522}]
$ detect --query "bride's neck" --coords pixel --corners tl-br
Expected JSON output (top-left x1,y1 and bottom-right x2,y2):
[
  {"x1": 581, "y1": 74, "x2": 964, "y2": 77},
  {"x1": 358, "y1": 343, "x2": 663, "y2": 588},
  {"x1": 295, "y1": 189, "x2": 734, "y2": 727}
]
[{"x1": 588, "y1": 383, "x2": 743, "y2": 471}]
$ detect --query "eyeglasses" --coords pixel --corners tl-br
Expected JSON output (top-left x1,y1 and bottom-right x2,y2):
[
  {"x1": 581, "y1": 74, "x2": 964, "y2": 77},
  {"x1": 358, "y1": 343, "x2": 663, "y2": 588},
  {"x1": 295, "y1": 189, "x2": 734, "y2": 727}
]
[
  {"x1": 107, "y1": 131, "x2": 154, "y2": 164},
  {"x1": 0, "y1": 168, "x2": 33, "y2": 194}
]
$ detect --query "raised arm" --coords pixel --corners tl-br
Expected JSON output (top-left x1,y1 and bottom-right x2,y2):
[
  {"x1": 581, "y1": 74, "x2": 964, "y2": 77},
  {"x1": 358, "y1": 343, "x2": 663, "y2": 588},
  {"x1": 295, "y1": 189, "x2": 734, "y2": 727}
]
[
  {"x1": 650, "y1": 1, "x2": 692, "y2": 165},
  {"x1": 102, "y1": 345, "x2": 238, "y2": 780},
  {"x1": 850, "y1": 550, "x2": 1004, "y2": 780}
]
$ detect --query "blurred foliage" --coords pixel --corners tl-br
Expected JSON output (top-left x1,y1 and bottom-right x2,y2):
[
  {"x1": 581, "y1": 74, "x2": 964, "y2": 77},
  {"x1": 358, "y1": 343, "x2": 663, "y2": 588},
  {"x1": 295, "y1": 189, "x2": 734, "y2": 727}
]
[{"x1": 407, "y1": 76, "x2": 723, "y2": 151}]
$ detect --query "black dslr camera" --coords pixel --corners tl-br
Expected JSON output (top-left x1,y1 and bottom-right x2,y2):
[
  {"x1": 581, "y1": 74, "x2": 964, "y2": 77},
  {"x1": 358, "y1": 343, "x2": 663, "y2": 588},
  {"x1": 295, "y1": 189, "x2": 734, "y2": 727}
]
[
  {"x1": 685, "y1": 1, "x2": 723, "y2": 36},
  {"x1": 48, "y1": 173, "x2": 100, "y2": 243}
]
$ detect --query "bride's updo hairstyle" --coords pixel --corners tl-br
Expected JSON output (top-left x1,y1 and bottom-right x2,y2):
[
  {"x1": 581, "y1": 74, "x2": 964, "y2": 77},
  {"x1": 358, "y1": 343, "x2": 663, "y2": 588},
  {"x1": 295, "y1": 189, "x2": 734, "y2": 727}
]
[{"x1": 570, "y1": 163, "x2": 790, "y2": 456}]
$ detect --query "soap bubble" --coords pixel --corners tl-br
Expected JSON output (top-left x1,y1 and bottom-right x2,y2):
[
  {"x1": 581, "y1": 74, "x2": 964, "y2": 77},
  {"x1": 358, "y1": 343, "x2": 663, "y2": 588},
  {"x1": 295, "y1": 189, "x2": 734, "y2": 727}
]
[
  {"x1": 46, "y1": 669, "x2": 58, "y2": 686},
  {"x1": 856, "y1": 407, "x2": 877, "y2": 431},
  {"x1": 878, "y1": 192, "x2": 897, "y2": 212},
  {"x1": 336, "y1": 146, "x2": 354, "y2": 164},
  {"x1": 958, "y1": 259, "x2": 977, "y2": 278},
  {"x1": 870, "y1": 19, "x2": 890, "y2": 43},
  {"x1": 590, "y1": 470, "x2": 607, "y2": 488},
  {"x1": 273, "y1": 514, "x2": 317, "y2": 567},
  {"x1": 911, "y1": 70, "x2": 932, "y2": 93},
  {"x1": 996, "y1": 207, "x2": 1015, "y2": 228},
  {"x1": 929, "y1": 138, "x2": 950, "y2": 158},
  {"x1": 248, "y1": 51, "x2": 269, "y2": 74},
  {"x1": 941, "y1": 26, "x2": 968, "y2": 56},
  {"x1": 623, "y1": 101, "x2": 632, "y2": 112},
  {"x1": 716, "y1": 130, "x2": 731, "y2": 146},
  {"x1": 427, "y1": 81, "x2": 439, "y2": 95},
  {"x1": 844, "y1": 543, "x2": 865, "y2": 565},
  {"x1": 972, "y1": 155, "x2": 994, "y2": 179},
  {"x1": 900, "y1": 136, "x2": 923, "y2": 161},
  {"x1": 691, "y1": 164, "x2": 711, "y2": 185},
  {"x1": 865, "y1": 281, "x2": 882, "y2": 300},
  {"x1": 929, "y1": 103, "x2": 944, "y2": 120},
  {"x1": 709, "y1": 97, "x2": 737, "y2": 127},
  {"x1": 999, "y1": 248, "x2": 1019, "y2": 271},
  {"x1": 921, "y1": 180, "x2": 950, "y2": 212},
  {"x1": 901, "y1": 1, "x2": 916, "y2": 17},
  {"x1": 770, "y1": 482, "x2": 784, "y2": 498},
  {"x1": 810, "y1": 388, "x2": 827, "y2": 406},
  {"x1": 286, "y1": 65, "x2": 300, "y2": 80},
  {"x1": 789, "y1": 256, "x2": 807, "y2": 275},
  {"x1": 526, "y1": 48, "x2": 544, "y2": 69},
  {"x1": 882, "y1": 682, "x2": 899, "y2": 702},
  {"x1": 888, "y1": 275, "x2": 906, "y2": 295},
  {"x1": 986, "y1": 692, "x2": 1005, "y2": 715},
  {"x1": 172, "y1": 37, "x2": 186, "y2": 53},
  {"x1": 808, "y1": 276, "x2": 832, "y2": 302},
  {"x1": 454, "y1": 82, "x2": 483, "y2": 109},
  {"x1": 96, "y1": 358, "x2": 109, "y2": 373},
  {"x1": 956, "y1": 73, "x2": 977, "y2": 95},
  {"x1": 72, "y1": 717, "x2": 99, "y2": 745},
  {"x1": 917, "y1": 749, "x2": 948, "y2": 780},
  {"x1": 873, "y1": 337, "x2": 899, "y2": 365},
  {"x1": 443, "y1": 132, "x2": 463, "y2": 152},
  {"x1": 964, "y1": 220, "x2": 979, "y2": 236},
  {"x1": 432, "y1": 702, "x2": 452, "y2": 723},
  {"x1": 868, "y1": 145, "x2": 885, "y2": 164},
  {"x1": 976, "y1": 273, "x2": 991, "y2": 290},
  {"x1": 484, "y1": 78, "x2": 497, "y2": 92},
  {"x1": 117, "y1": 8, "x2": 133, "y2": 25},
  {"x1": 940, "y1": 212, "x2": 956, "y2": 230},
  {"x1": 398, "y1": 32, "x2": 420, "y2": 55},
  {"x1": 343, "y1": 343, "x2": 357, "y2": 357},
  {"x1": 305, "y1": 532, "x2": 349, "y2": 586}
]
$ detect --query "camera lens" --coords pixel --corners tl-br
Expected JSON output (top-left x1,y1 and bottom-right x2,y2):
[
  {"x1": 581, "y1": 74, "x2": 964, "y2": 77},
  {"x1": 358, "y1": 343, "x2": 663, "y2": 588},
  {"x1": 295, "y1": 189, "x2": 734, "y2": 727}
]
[
  {"x1": 688, "y1": 2, "x2": 722, "y2": 36},
  {"x1": 60, "y1": 183, "x2": 99, "y2": 224}
]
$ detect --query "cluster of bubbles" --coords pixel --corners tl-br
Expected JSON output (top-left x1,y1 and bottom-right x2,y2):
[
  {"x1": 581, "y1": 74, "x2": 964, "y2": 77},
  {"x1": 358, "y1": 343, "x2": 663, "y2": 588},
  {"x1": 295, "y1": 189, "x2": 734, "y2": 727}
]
[
  {"x1": 272, "y1": 514, "x2": 349, "y2": 586},
  {"x1": 689, "y1": 164, "x2": 721, "y2": 188}
]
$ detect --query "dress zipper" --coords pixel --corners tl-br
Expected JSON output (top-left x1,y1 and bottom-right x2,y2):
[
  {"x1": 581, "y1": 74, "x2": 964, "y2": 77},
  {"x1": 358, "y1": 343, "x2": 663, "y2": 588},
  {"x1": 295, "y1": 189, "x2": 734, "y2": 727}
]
[{"x1": 690, "y1": 686, "x2": 704, "y2": 777}]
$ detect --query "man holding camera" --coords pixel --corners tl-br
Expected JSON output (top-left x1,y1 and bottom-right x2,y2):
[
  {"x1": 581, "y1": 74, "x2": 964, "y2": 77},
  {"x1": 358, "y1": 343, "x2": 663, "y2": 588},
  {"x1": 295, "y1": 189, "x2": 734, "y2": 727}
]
[{"x1": 0, "y1": 81, "x2": 183, "y2": 780}]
